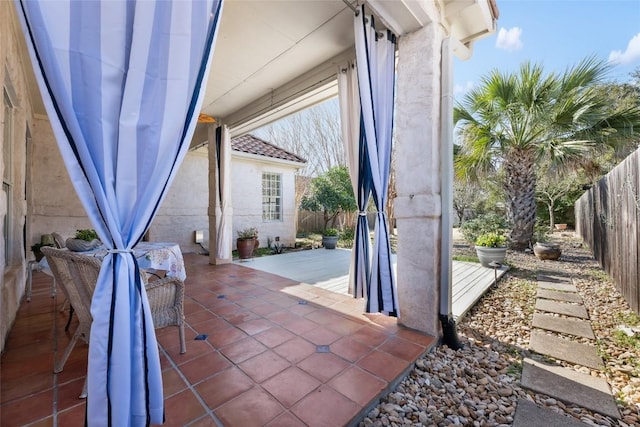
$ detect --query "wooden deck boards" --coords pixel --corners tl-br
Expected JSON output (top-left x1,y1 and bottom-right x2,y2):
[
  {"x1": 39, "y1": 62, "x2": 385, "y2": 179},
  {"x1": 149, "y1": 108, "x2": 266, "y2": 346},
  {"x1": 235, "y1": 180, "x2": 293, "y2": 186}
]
[{"x1": 239, "y1": 250, "x2": 507, "y2": 320}]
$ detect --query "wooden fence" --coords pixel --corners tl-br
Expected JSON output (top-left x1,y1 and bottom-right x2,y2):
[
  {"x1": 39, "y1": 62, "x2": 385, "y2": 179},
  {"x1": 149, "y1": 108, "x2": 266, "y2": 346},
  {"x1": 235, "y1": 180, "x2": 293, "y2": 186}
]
[
  {"x1": 575, "y1": 148, "x2": 640, "y2": 314},
  {"x1": 297, "y1": 210, "x2": 377, "y2": 233}
]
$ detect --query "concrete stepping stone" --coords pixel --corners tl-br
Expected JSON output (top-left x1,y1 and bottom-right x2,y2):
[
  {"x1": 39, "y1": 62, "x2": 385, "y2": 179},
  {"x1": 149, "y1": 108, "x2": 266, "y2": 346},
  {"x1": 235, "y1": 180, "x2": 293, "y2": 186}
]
[
  {"x1": 513, "y1": 399, "x2": 587, "y2": 427},
  {"x1": 537, "y1": 281, "x2": 578, "y2": 293},
  {"x1": 521, "y1": 358, "x2": 619, "y2": 419},
  {"x1": 535, "y1": 299, "x2": 588, "y2": 319},
  {"x1": 532, "y1": 313, "x2": 595, "y2": 339},
  {"x1": 537, "y1": 272, "x2": 572, "y2": 283},
  {"x1": 529, "y1": 330, "x2": 603, "y2": 369},
  {"x1": 537, "y1": 288, "x2": 583, "y2": 304}
]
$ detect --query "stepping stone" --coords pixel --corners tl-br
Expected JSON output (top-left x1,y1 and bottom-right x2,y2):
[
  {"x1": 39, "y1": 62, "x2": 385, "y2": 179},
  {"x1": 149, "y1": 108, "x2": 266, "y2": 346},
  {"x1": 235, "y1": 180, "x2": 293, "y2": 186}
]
[
  {"x1": 521, "y1": 358, "x2": 620, "y2": 419},
  {"x1": 537, "y1": 288, "x2": 583, "y2": 304},
  {"x1": 537, "y1": 272, "x2": 571, "y2": 283},
  {"x1": 537, "y1": 281, "x2": 578, "y2": 293},
  {"x1": 532, "y1": 313, "x2": 595, "y2": 339},
  {"x1": 535, "y1": 299, "x2": 588, "y2": 319},
  {"x1": 529, "y1": 330, "x2": 603, "y2": 369},
  {"x1": 513, "y1": 399, "x2": 587, "y2": 427}
]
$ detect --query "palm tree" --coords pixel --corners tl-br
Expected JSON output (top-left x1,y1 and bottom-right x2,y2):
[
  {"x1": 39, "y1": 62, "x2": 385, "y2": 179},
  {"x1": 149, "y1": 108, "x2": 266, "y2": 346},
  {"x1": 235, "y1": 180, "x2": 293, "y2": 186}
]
[{"x1": 454, "y1": 58, "x2": 640, "y2": 250}]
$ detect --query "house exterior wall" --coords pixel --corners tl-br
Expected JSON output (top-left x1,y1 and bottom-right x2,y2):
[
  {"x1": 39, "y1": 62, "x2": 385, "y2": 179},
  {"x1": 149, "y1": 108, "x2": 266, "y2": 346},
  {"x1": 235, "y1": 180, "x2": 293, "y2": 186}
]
[
  {"x1": 148, "y1": 149, "x2": 209, "y2": 254},
  {"x1": 231, "y1": 155, "x2": 299, "y2": 249},
  {"x1": 1, "y1": 1, "x2": 35, "y2": 351}
]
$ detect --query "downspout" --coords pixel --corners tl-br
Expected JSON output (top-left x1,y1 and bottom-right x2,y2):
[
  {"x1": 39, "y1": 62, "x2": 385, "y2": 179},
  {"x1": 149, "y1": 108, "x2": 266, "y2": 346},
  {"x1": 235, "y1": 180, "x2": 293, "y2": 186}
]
[{"x1": 438, "y1": 37, "x2": 462, "y2": 349}]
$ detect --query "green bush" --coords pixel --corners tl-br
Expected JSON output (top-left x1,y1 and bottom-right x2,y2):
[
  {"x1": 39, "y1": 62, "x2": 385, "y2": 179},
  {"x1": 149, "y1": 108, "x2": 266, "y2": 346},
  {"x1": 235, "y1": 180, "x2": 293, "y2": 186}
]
[
  {"x1": 323, "y1": 228, "x2": 339, "y2": 236},
  {"x1": 460, "y1": 213, "x2": 510, "y2": 244},
  {"x1": 475, "y1": 232, "x2": 507, "y2": 247}
]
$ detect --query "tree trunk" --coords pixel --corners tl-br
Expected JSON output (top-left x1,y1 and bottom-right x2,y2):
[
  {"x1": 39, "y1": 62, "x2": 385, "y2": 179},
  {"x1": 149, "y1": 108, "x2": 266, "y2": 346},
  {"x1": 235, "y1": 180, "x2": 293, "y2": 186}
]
[
  {"x1": 503, "y1": 149, "x2": 537, "y2": 250},
  {"x1": 547, "y1": 202, "x2": 555, "y2": 232}
]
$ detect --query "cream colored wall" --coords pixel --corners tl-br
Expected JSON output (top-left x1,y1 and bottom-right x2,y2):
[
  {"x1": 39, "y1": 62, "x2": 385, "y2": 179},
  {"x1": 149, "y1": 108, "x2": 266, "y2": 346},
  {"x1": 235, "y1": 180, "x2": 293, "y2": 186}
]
[
  {"x1": 1, "y1": 1, "x2": 35, "y2": 351},
  {"x1": 231, "y1": 156, "x2": 299, "y2": 249},
  {"x1": 30, "y1": 116, "x2": 93, "y2": 244},
  {"x1": 149, "y1": 150, "x2": 209, "y2": 254}
]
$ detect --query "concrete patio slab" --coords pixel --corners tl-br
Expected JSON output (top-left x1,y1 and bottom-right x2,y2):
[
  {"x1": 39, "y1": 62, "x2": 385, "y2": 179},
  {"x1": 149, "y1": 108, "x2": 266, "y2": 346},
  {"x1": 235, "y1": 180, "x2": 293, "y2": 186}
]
[
  {"x1": 513, "y1": 399, "x2": 588, "y2": 427},
  {"x1": 536, "y1": 288, "x2": 583, "y2": 304},
  {"x1": 238, "y1": 250, "x2": 507, "y2": 321},
  {"x1": 529, "y1": 331, "x2": 603, "y2": 369},
  {"x1": 537, "y1": 281, "x2": 578, "y2": 293},
  {"x1": 521, "y1": 358, "x2": 619, "y2": 419},
  {"x1": 535, "y1": 299, "x2": 588, "y2": 319},
  {"x1": 532, "y1": 313, "x2": 595, "y2": 339}
]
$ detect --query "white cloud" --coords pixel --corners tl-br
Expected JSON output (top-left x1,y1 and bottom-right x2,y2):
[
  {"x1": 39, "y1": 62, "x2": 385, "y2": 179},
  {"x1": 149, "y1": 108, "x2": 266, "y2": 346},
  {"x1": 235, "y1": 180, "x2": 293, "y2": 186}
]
[
  {"x1": 495, "y1": 27, "x2": 523, "y2": 52},
  {"x1": 608, "y1": 33, "x2": 640, "y2": 65},
  {"x1": 454, "y1": 81, "x2": 475, "y2": 96}
]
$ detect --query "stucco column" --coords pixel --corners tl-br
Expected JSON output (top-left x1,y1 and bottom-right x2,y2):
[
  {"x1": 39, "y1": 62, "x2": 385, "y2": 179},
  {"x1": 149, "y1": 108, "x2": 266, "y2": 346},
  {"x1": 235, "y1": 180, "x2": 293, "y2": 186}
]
[
  {"x1": 395, "y1": 22, "x2": 444, "y2": 337},
  {"x1": 207, "y1": 124, "x2": 221, "y2": 265}
]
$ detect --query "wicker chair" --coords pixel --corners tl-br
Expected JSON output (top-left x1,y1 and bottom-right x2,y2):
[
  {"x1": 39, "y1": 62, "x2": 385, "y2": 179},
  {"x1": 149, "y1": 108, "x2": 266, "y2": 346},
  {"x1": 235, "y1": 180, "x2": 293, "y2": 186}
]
[
  {"x1": 41, "y1": 247, "x2": 186, "y2": 375},
  {"x1": 51, "y1": 232, "x2": 66, "y2": 249}
]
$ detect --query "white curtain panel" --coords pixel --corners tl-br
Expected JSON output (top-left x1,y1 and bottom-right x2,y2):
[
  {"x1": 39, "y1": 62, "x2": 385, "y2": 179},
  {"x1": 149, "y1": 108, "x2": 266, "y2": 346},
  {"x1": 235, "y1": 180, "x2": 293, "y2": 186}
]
[
  {"x1": 337, "y1": 61, "x2": 371, "y2": 298},
  {"x1": 15, "y1": 0, "x2": 223, "y2": 425},
  {"x1": 354, "y1": 8, "x2": 399, "y2": 316},
  {"x1": 216, "y1": 124, "x2": 233, "y2": 260}
]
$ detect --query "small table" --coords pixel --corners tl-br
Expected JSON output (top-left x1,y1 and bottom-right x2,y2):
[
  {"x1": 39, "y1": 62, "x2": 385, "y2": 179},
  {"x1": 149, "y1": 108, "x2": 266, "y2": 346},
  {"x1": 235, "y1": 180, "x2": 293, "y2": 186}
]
[
  {"x1": 84, "y1": 242, "x2": 187, "y2": 281},
  {"x1": 37, "y1": 242, "x2": 187, "y2": 282}
]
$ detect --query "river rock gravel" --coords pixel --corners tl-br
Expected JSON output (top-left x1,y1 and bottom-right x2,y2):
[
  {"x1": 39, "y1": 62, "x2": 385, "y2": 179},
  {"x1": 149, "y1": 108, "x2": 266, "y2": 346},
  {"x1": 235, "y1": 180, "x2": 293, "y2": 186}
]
[{"x1": 359, "y1": 231, "x2": 639, "y2": 427}]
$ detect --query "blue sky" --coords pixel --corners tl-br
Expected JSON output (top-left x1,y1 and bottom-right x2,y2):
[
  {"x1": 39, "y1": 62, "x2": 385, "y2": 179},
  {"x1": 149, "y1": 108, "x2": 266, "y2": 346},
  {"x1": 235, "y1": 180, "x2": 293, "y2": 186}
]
[{"x1": 454, "y1": 0, "x2": 640, "y2": 98}]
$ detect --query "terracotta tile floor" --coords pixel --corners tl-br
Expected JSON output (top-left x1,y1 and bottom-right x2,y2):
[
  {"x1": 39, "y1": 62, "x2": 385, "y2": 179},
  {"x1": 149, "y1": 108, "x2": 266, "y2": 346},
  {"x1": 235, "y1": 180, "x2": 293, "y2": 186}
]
[{"x1": 1, "y1": 253, "x2": 436, "y2": 426}]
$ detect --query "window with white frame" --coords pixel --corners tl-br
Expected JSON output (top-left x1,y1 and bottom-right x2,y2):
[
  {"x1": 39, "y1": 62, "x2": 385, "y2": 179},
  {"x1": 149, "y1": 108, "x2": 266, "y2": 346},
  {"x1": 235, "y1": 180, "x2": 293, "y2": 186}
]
[{"x1": 262, "y1": 172, "x2": 282, "y2": 221}]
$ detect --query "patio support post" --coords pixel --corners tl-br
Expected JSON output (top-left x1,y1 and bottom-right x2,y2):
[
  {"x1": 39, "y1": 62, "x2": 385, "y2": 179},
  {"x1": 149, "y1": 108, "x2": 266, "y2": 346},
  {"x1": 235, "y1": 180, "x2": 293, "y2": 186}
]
[
  {"x1": 395, "y1": 21, "x2": 445, "y2": 337},
  {"x1": 208, "y1": 123, "x2": 233, "y2": 265}
]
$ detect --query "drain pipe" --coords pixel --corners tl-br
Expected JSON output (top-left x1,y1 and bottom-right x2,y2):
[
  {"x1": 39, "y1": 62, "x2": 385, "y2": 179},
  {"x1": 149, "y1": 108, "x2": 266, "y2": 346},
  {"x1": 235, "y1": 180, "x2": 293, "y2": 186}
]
[{"x1": 438, "y1": 37, "x2": 462, "y2": 350}]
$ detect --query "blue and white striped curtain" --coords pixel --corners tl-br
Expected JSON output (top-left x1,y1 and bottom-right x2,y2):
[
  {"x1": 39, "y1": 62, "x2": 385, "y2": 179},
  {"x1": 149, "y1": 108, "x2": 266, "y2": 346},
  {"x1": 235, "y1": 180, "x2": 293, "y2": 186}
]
[
  {"x1": 338, "y1": 62, "x2": 371, "y2": 299},
  {"x1": 15, "y1": 1, "x2": 223, "y2": 425},
  {"x1": 354, "y1": 8, "x2": 399, "y2": 316}
]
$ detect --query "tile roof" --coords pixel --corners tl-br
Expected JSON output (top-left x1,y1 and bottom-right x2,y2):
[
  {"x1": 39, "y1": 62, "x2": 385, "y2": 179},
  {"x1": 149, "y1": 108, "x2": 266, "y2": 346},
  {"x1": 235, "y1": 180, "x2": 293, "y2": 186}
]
[{"x1": 231, "y1": 134, "x2": 306, "y2": 164}]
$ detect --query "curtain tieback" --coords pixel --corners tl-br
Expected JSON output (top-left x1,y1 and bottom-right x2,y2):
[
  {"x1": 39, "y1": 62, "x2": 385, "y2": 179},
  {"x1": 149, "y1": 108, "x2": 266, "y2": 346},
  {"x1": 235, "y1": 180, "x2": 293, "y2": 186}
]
[
  {"x1": 107, "y1": 248, "x2": 135, "y2": 254},
  {"x1": 358, "y1": 211, "x2": 367, "y2": 216}
]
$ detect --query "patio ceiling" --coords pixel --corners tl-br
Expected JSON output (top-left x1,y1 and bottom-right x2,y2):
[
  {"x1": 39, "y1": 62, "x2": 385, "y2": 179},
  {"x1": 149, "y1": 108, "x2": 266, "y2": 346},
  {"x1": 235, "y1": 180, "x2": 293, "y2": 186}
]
[{"x1": 19, "y1": 0, "x2": 497, "y2": 139}]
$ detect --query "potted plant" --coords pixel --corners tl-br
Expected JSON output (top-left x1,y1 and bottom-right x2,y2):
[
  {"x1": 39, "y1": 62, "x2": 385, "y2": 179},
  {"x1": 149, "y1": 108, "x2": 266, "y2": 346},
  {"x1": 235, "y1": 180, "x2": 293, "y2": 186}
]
[
  {"x1": 322, "y1": 228, "x2": 339, "y2": 250},
  {"x1": 66, "y1": 229, "x2": 101, "y2": 252},
  {"x1": 236, "y1": 227, "x2": 257, "y2": 260},
  {"x1": 474, "y1": 232, "x2": 507, "y2": 267},
  {"x1": 31, "y1": 241, "x2": 53, "y2": 261}
]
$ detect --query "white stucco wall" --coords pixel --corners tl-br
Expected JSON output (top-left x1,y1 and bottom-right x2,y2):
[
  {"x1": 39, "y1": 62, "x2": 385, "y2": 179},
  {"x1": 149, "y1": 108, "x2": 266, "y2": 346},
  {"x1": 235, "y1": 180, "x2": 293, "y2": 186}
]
[
  {"x1": 231, "y1": 154, "x2": 299, "y2": 249},
  {"x1": 1, "y1": 1, "x2": 35, "y2": 351},
  {"x1": 149, "y1": 149, "x2": 209, "y2": 254}
]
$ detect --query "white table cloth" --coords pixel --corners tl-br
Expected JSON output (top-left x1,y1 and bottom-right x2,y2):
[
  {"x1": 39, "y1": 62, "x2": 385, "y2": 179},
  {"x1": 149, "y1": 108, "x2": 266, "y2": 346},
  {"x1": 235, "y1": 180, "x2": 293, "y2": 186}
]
[{"x1": 41, "y1": 242, "x2": 186, "y2": 281}]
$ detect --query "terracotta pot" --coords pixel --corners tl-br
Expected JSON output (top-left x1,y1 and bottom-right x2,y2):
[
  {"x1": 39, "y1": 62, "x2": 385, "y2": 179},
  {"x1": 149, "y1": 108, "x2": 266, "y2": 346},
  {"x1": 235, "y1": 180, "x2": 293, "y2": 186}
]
[
  {"x1": 534, "y1": 242, "x2": 562, "y2": 260},
  {"x1": 237, "y1": 238, "x2": 255, "y2": 260}
]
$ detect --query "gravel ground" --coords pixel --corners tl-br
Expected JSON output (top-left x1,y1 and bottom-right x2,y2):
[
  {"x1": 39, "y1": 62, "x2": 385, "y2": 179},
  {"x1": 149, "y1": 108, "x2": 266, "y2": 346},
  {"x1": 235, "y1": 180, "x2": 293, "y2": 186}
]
[{"x1": 360, "y1": 231, "x2": 640, "y2": 427}]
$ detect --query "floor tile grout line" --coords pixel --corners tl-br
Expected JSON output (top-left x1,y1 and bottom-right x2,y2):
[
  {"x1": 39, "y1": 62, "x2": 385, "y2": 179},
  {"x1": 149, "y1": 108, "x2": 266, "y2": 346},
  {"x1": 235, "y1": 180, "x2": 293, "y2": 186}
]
[{"x1": 157, "y1": 344, "x2": 225, "y2": 427}]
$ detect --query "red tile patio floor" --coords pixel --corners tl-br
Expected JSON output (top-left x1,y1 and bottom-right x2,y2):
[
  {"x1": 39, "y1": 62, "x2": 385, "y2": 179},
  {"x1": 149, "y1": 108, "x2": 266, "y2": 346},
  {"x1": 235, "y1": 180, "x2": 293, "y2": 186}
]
[{"x1": 1, "y1": 253, "x2": 436, "y2": 426}]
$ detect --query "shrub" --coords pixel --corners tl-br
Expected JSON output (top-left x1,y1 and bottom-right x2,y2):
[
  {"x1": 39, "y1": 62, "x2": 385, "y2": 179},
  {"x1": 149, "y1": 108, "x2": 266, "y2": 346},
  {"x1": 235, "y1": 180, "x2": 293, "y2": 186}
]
[
  {"x1": 323, "y1": 228, "x2": 339, "y2": 236},
  {"x1": 475, "y1": 232, "x2": 507, "y2": 248},
  {"x1": 460, "y1": 213, "x2": 510, "y2": 244}
]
